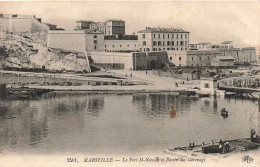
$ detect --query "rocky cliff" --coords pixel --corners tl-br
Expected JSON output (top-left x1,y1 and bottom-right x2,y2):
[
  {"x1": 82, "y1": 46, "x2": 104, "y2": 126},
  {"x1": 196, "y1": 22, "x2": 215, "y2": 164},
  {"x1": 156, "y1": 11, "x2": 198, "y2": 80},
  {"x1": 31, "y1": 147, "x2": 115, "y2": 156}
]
[{"x1": 0, "y1": 32, "x2": 91, "y2": 72}]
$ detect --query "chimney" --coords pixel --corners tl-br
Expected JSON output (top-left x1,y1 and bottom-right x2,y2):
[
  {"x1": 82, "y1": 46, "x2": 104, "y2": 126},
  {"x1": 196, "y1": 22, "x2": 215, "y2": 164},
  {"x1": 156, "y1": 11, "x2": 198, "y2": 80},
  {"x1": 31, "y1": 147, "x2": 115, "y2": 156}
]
[{"x1": 145, "y1": 27, "x2": 150, "y2": 30}]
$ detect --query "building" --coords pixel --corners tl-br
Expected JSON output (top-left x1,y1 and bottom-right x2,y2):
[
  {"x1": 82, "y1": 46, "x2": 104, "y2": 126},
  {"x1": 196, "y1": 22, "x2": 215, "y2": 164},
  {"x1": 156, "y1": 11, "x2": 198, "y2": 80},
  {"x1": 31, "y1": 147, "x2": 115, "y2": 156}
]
[
  {"x1": 167, "y1": 51, "x2": 187, "y2": 66},
  {"x1": 137, "y1": 27, "x2": 190, "y2": 52},
  {"x1": 182, "y1": 69, "x2": 199, "y2": 80},
  {"x1": 85, "y1": 29, "x2": 105, "y2": 51},
  {"x1": 221, "y1": 41, "x2": 233, "y2": 49},
  {"x1": 220, "y1": 47, "x2": 256, "y2": 63},
  {"x1": 186, "y1": 50, "x2": 221, "y2": 67},
  {"x1": 47, "y1": 29, "x2": 105, "y2": 52},
  {"x1": 105, "y1": 19, "x2": 125, "y2": 35},
  {"x1": 76, "y1": 20, "x2": 95, "y2": 30},
  {"x1": 211, "y1": 56, "x2": 235, "y2": 66},
  {"x1": 196, "y1": 42, "x2": 212, "y2": 50},
  {"x1": 104, "y1": 35, "x2": 138, "y2": 52},
  {"x1": 200, "y1": 78, "x2": 218, "y2": 95},
  {"x1": 0, "y1": 14, "x2": 49, "y2": 43}
]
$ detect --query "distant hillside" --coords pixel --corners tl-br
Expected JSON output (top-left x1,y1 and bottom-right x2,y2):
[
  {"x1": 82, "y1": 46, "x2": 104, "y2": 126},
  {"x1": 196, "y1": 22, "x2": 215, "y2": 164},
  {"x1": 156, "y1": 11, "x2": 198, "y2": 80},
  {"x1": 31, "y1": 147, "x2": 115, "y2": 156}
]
[{"x1": 0, "y1": 32, "x2": 91, "y2": 72}]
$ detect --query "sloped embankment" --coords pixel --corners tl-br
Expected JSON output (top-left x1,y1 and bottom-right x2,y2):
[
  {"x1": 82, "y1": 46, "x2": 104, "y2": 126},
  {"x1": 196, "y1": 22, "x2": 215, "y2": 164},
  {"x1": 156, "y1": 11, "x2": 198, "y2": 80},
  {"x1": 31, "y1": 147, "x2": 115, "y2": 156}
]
[{"x1": 0, "y1": 32, "x2": 91, "y2": 73}]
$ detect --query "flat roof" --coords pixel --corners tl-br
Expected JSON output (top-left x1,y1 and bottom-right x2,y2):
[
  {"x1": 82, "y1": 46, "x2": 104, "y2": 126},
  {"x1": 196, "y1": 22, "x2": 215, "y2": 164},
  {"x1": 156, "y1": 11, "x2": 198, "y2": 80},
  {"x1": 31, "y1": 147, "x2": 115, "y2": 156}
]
[{"x1": 138, "y1": 27, "x2": 189, "y2": 33}]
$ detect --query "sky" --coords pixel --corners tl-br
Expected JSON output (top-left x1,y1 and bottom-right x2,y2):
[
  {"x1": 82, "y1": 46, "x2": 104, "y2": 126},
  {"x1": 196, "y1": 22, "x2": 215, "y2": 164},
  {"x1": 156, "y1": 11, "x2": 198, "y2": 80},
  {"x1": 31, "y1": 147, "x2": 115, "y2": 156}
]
[{"x1": 0, "y1": 1, "x2": 259, "y2": 49}]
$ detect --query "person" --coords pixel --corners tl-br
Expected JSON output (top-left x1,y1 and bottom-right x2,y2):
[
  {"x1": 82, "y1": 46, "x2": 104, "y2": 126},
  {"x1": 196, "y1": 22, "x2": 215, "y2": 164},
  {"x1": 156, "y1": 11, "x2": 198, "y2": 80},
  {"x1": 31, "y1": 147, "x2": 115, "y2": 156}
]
[
  {"x1": 210, "y1": 140, "x2": 214, "y2": 146},
  {"x1": 219, "y1": 144, "x2": 223, "y2": 154},
  {"x1": 201, "y1": 142, "x2": 205, "y2": 153},
  {"x1": 223, "y1": 142, "x2": 227, "y2": 153},
  {"x1": 227, "y1": 142, "x2": 230, "y2": 152},
  {"x1": 219, "y1": 139, "x2": 223, "y2": 145}
]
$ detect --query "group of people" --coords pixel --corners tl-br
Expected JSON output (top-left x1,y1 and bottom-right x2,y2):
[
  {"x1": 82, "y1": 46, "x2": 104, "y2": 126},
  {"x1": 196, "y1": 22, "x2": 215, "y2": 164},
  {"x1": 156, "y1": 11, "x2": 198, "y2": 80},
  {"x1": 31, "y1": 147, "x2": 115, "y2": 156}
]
[
  {"x1": 218, "y1": 139, "x2": 230, "y2": 154},
  {"x1": 201, "y1": 139, "x2": 230, "y2": 154}
]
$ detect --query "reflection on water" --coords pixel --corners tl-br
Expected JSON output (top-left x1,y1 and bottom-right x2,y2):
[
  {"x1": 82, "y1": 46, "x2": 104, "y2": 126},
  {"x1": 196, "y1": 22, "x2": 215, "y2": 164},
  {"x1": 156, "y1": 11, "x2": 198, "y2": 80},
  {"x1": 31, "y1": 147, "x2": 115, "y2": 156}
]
[{"x1": 0, "y1": 92, "x2": 257, "y2": 154}]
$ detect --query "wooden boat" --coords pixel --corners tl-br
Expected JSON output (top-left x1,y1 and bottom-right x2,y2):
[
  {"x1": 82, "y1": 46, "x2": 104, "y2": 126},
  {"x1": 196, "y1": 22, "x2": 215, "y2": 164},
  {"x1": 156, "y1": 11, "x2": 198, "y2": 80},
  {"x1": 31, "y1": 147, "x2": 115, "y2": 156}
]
[{"x1": 221, "y1": 108, "x2": 228, "y2": 116}]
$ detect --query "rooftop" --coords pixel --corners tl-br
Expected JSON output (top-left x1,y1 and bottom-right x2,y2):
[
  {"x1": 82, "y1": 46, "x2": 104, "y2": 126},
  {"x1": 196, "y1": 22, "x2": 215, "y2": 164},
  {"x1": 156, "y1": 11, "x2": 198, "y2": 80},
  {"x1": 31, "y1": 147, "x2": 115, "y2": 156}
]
[
  {"x1": 106, "y1": 19, "x2": 125, "y2": 22},
  {"x1": 198, "y1": 42, "x2": 212, "y2": 45},
  {"x1": 137, "y1": 27, "x2": 189, "y2": 33},
  {"x1": 76, "y1": 20, "x2": 95, "y2": 23},
  {"x1": 104, "y1": 35, "x2": 138, "y2": 40},
  {"x1": 221, "y1": 41, "x2": 233, "y2": 44}
]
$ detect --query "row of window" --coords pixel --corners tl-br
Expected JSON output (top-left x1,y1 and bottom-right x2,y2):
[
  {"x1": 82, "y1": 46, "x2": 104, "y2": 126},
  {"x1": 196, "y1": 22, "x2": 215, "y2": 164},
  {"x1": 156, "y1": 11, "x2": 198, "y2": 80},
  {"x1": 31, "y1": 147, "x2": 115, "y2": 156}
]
[
  {"x1": 150, "y1": 41, "x2": 188, "y2": 46},
  {"x1": 153, "y1": 47, "x2": 188, "y2": 51},
  {"x1": 105, "y1": 44, "x2": 137, "y2": 48},
  {"x1": 141, "y1": 47, "x2": 188, "y2": 52},
  {"x1": 142, "y1": 33, "x2": 188, "y2": 39}
]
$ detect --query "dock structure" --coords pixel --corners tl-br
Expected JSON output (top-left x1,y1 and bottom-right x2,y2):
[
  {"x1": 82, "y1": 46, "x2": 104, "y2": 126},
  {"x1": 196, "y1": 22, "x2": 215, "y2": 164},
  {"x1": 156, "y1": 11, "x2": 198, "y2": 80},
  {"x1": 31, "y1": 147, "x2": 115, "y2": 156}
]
[
  {"x1": 219, "y1": 86, "x2": 260, "y2": 93},
  {"x1": 230, "y1": 139, "x2": 260, "y2": 151}
]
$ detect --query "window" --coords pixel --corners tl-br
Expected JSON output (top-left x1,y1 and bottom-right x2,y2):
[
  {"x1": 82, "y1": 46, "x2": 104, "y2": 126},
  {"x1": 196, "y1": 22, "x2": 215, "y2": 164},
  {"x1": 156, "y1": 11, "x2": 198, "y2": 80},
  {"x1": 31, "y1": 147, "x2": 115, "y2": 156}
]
[
  {"x1": 167, "y1": 41, "x2": 170, "y2": 46},
  {"x1": 185, "y1": 41, "x2": 187, "y2": 45},
  {"x1": 158, "y1": 41, "x2": 161, "y2": 46},
  {"x1": 181, "y1": 48, "x2": 183, "y2": 51},
  {"x1": 177, "y1": 34, "x2": 179, "y2": 39},
  {"x1": 112, "y1": 45, "x2": 114, "y2": 48},
  {"x1": 12, "y1": 14, "x2": 17, "y2": 18},
  {"x1": 181, "y1": 34, "x2": 183, "y2": 39},
  {"x1": 177, "y1": 48, "x2": 179, "y2": 51},
  {"x1": 163, "y1": 41, "x2": 165, "y2": 46},
  {"x1": 170, "y1": 57, "x2": 172, "y2": 60},
  {"x1": 154, "y1": 34, "x2": 156, "y2": 38},
  {"x1": 204, "y1": 83, "x2": 210, "y2": 88},
  {"x1": 153, "y1": 48, "x2": 157, "y2": 51},
  {"x1": 142, "y1": 34, "x2": 146, "y2": 39},
  {"x1": 192, "y1": 57, "x2": 193, "y2": 60},
  {"x1": 0, "y1": 14, "x2": 3, "y2": 18},
  {"x1": 180, "y1": 41, "x2": 184, "y2": 46},
  {"x1": 185, "y1": 34, "x2": 187, "y2": 39},
  {"x1": 120, "y1": 45, "x2": 122, "y2": 47},
  {"x1": 153, "y1": 41, "x2": 157, "y2": 46},
  {"x1": 93, "y1": 40, "x2": 97, "y2": 44},
  {"x1": 158, "y1": 48, "x2": 161, "y2": 51},
  {"x1": 158, "y1": 34, "x2": 160, "y2": 39},
  {"x1": 167, "y1": 48, "x2": 170, "y2": 50},
  {"x1": 127, "y1": 45, "x2": 129, "y2": 47},
  {"x1": 147, "y1": 48, "x2": 150, "y2": 51},
  {"x1": 93, "y1": 35, "x2": 97, "y2": 38},
  {"x1": 168, "y1": 34, "x2": 170, "y2": 39},
  {"x1": 177, "y1": 41, "x2": 179, "y2": 45},
  {"x1": 172, "y1": 34, "x2": 174, "y2": 38},
  {"x1": 172, "y1": 41, "x2": 174, "y2": 46},
  {"x1": 143, "y1": 41, "x2": 146, "y2": 46},
  {"x1": 163, "y1": 34, "x2": 165, "y2": 39},
  {"x1": 105, "y1": 45, "x2": 106, "y2": 48},
  {"x1": 173, "y1": 48, "x2": 175, "y2": 50},
  {"x1": 185, "y1": 47, "x2": 187, "y2": 50},
  {"x1": 163, "y1": 48, "x2": 165, "y2": 51},
  {"x1": 179, "y1": 57, "x2": 181, "y2": 60}
]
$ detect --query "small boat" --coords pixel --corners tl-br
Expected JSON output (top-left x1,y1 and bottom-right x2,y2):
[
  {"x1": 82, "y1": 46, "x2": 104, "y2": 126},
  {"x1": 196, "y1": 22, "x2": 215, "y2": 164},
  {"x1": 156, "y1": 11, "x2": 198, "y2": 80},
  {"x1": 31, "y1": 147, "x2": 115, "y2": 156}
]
[
  {"x1": 221, "y1": 108, "x2": 228, "y2": 116},
  {"x1": 197, "y1": 93, "x2": 210, "y2": 98}
]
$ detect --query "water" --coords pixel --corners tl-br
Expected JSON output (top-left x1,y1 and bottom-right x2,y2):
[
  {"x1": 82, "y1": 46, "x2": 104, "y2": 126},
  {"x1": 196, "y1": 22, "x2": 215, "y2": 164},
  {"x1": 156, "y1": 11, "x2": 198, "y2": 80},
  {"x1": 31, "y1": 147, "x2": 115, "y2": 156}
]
[{"x1": 0, "y1": 92, "x2": 258, "y2": 155}]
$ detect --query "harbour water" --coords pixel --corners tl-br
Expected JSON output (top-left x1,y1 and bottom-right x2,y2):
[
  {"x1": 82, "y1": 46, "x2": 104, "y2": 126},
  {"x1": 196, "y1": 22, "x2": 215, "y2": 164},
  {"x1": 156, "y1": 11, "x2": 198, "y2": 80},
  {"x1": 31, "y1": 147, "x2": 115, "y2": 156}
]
[{"x1": 0, "y1": 92, "x2": 258, "y2": 155}]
